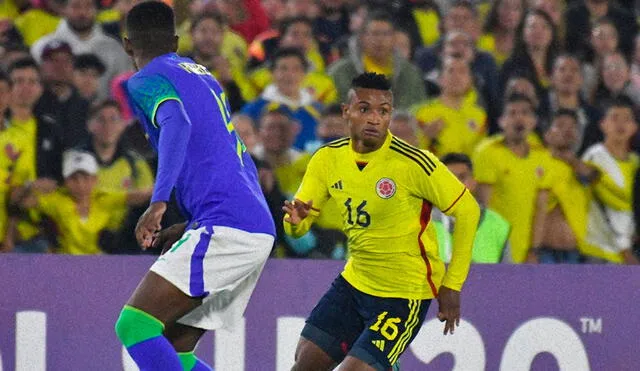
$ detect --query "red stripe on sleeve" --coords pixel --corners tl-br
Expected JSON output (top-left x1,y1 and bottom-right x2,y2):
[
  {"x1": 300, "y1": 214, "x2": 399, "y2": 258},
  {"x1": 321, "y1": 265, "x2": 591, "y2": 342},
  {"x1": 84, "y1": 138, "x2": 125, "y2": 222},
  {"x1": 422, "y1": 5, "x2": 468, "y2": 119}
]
[
  {"x1": 442, "y1": 188, "x2": 467, "y2": 213},
  {"x1": 418, "y1": 200, "x2": 438, "y2": 296}
]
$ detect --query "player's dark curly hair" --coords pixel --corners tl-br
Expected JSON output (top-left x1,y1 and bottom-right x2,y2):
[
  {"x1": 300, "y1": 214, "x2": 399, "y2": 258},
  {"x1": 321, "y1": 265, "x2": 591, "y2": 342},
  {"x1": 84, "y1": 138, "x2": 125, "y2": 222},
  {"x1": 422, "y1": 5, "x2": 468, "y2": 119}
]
[
  {"x1": 126, "y1": 1, "x2": 175, "y2": 53},
  {"x1": 351, "y1": 72, "x2": 391, "y2": 91}
]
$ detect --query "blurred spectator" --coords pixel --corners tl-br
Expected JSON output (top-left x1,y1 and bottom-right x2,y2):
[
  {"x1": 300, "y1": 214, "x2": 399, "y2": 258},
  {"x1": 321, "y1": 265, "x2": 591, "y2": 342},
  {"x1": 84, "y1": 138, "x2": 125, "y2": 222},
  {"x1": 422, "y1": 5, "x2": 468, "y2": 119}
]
[
  {"x1": 79, "y1": 99, "x2": 154, "y2": 254},
  {"x1": 232, "y1": 113, "x2": 260, "y2": 154},
  {"x1": 232, "y1": 112, "x2": 289, "y2": 256},
  {"x1": 100, "y1": 0, "x2": 138, "y2": 41},
  {"x1": 582, "y1": 96, "x2": 640, "y2": 264},
  {"x1": 0, "y1": 70, "x2": 30, "y2": 252},
  {"x1": 34, "y1": 40, "x2": 90, "y2": 149},
  {"x1": 252, "y1": 108, "x2": 319, "y2": 257},
  {"x1": 328, "y1": 1, "x2": 368, "y2": 62},
  {"x1": 31, "y1": 0, "x2": 133, "y2": 100},
  {"x1": 0, "y1": 42, "x2": 30, "y2": 70},
  {"x1": 542, "y1": 54, "x2": 602, "y2": 154},
  {"x1": 631, "y1": 35, "x2": 640, "y2": 92},
  {"x1": 393, "y1": 0, "x2": 441, "y2": 50},
  {"x1": 582, "y1": 17, "x2": 620, "y2": 102},
  {"x1": 14, "y1": 0, "x2": 63, "y2": 47},
  {"x1": 531, "y1": 0, "x2": 565, "y2": 46},
  {"x1": 0, "y1": 18, "x2": 24, "y2": 47},
  {"x1": 500, "y1": 9, "x2": 560, "y2": 104},
  {"x1": 564, "y1": 0, "x2": 637, "y2": 61},
  {"x1": 472, "y1": 94, "x2": 553, "y2": 263},
  {"x1": 412, "y1": 56, "x2": 487, "y2": 157},
  {"x1": 16, "y1": 149, "x2": 151, "y2": 254},
  {"x1": 414, "y1": 5, "x2": 501, "y2": 130},
  {"x1": 261, "y1": 0, "x2": 287, "y2": 26},
  {"x1": 249, "y1": 16, "x2": 325, "y2": 72},
  {"x1": 389, "y1": 111, "x2": 420, "y2": 147},
  {"x1": 534, "y1": 109, "x2": 594, "y2": 263},
  {"x1": 328, "y1": 10, "x2": 426, "y2": 110},
  {"x1": 212, "y1": 0, "x2": 270, "y2": 43},
  {"x1": 394, "y1": 29, "x2": 413, "y2": 60},
  {"x1": 478, "y1": 0, "x2": 525, "y2": 66},
  {"x1": 6, "y1": 57, "x2": 63, "y2": 253},
  {"x1": 314, "y1": 0, "x2": 350, "y2": 59},
  {"x1": 592, "y1": 52, "x2": 640, "y2": 113},
  {"x1": 187, "y1": 12, "x2": 247, "y2": 111},
  {"x1": 248, "y1": 16, "x2": 338, "y2": 105},
  {"x1": 304, "y1": 103, "x2": 347, "y2": 153},
  {"x1": 433, "y1": 152, "x2": 511, "y2": 263},
  {"x1": 440, "y1": 0, "x2": 481, "y2": 41},
  {"x1": 242, "y1": 47, "x2": 322, "y2": 150},
  {"x1": 177, "y1": 2, "x2": 249, "y2": 76},
  {"x1": 73, "y1": 53, "x2": 106, "y2": 103}
]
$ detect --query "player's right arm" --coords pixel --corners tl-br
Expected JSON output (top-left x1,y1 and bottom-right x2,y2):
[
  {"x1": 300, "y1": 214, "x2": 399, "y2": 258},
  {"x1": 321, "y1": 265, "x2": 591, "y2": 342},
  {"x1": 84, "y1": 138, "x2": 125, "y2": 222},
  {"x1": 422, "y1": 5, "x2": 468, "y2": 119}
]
[{"x1": 282, "y1": 149, "x2": 331, "y2": 238}]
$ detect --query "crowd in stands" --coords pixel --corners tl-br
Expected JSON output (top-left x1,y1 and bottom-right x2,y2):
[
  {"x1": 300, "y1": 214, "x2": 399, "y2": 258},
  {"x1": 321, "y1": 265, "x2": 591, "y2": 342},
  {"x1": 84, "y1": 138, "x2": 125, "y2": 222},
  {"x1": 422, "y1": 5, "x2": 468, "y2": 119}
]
[{"x1": 1, "y1": 0, "x2": 639, "y2": 265}]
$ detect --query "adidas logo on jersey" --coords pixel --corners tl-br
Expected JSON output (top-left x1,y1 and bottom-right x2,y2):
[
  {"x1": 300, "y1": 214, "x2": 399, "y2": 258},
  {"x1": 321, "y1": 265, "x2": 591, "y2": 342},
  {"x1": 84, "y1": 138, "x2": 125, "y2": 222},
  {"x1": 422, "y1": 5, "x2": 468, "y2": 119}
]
[
  {"x1": 331, "y1": 180, "x2": 343, "y2": 190},
  {"x1": 371, "y1": 339, "x2": 385, "y2": 351}
]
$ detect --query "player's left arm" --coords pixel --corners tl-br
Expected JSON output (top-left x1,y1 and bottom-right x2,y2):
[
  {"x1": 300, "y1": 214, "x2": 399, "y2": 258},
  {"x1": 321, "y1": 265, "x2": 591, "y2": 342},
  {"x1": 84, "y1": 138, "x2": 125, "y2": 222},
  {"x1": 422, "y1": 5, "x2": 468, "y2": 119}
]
[{"x1": 412, "y1": 151, "x2": 480, "y2": 290}]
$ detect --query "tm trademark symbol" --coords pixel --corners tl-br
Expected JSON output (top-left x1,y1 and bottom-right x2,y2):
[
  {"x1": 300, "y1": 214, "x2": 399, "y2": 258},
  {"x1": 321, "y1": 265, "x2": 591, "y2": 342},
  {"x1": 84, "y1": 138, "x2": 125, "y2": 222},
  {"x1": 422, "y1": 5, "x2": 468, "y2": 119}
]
[{"x1": 579, "y1": 317, "x2": 602, "y2": 334}]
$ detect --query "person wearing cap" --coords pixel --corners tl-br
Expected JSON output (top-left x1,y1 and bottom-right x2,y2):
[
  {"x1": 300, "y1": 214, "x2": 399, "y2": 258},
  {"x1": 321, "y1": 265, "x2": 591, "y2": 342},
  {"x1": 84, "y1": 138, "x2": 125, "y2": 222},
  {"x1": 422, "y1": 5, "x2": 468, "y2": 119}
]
[
  {"x1": 77, "y1": 99, "x2": 155, "y2": 254},
  {"x1": 15, "y1": 149, "x2": 152, "y2": 254},
  {"x1": 73, "y1": 53, "x2": 105, "y2": 102},
  {"x1": 35, "y1": 39, "x2": 90, "y2": 149}
]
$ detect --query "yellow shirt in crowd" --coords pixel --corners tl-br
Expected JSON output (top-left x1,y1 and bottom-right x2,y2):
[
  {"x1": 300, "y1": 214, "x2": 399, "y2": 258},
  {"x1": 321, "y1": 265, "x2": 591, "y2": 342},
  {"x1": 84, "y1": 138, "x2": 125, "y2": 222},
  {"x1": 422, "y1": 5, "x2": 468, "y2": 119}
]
[
  {"x1": 412, "y1": 92, "x2": 487, "y2": 157},
  {"x1": 35, "y1": 189, "x2": 127, "y2": 255},
  {"x1": 473, "y1": 135, "x2": 554, "y2": 263}
]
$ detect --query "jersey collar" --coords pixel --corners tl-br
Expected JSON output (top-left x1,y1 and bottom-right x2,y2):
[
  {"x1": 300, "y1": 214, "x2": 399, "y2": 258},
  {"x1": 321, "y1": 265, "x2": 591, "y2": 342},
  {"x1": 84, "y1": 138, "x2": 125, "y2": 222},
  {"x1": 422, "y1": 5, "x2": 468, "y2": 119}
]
[{"x1": 350, "y1": 130, "x2": 392, "y2": 163}]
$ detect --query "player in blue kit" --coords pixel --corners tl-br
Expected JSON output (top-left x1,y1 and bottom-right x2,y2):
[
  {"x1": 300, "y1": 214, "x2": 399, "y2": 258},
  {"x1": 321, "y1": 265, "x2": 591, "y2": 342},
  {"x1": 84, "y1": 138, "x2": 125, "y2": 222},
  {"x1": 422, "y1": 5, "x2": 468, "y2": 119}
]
[{"x1": 114, "y1": 3, "x2": 275, "y2": 370}]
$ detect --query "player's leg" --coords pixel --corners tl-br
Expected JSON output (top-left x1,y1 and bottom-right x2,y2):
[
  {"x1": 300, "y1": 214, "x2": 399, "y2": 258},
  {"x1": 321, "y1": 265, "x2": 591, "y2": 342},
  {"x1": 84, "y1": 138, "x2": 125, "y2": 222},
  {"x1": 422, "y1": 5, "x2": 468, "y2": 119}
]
[
  {"x1": 115, "y1": 227, "x2": 212, "y2": 370},
  {"x1": 115, "y1": 271, "x2": 203, "y2": 370},
  {"x1": 164, "y1": 323, "x2": 212, "y2": 371},
  {"x1": 291, "y1": 275, "x2": 364, "y2": 371},
  {"x1": 338, "y1": 295, "x2": 431, "y2": 371}
]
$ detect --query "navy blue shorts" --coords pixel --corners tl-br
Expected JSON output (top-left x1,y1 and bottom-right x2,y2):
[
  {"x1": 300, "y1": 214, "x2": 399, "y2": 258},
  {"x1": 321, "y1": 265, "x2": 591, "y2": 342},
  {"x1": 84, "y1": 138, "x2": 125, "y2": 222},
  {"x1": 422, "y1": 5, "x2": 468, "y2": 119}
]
[{"x1": 301, "y1": 275, "x2": 431, "y2": 370}]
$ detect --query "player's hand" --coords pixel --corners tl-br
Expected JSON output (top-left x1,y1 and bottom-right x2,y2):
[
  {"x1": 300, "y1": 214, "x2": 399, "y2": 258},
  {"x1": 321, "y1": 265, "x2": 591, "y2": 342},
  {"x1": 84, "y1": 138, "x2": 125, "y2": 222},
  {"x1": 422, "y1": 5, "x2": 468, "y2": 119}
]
[
  {"x1": 282, "y1": 199, "x2": 313, "y2": 225},
  {"x1": 152, "y1": 222, "x2": 188, "y2": 255},
  {"x1": 437, "y1": 286, "x2": 461, "y2": 335},
  {"x1": 135, "y1": 202, "x2": 167, "y2": 250}
]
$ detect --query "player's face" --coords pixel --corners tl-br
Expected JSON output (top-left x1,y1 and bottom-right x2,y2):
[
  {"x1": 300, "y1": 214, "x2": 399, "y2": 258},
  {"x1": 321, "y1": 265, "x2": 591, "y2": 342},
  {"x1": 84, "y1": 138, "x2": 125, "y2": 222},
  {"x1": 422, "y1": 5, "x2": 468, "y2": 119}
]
[
  {"x1": 600, "y1": 107, "x2": 638, "y2": 143},
  {"x1": 64, "y1": 171, "x2": 97, "y2": 199},
  {"x1": 499, "y1": 101, "x2": 537, "y2": 142},
  {"x1": 343, "y1": 88, "x2": 393, "y2": 150},
  {"x1": 89, "y1": 106, "x2": 126, "y2": 146},
  {"x1": 10, "y1": 67, "x2": 43, "y2": 109},
  {"x1": 552, "y1": 57, "x2": 582, "y2": 94},
  {"x1": 446, "y1": 163, "x2": 477, "y2": 193}
]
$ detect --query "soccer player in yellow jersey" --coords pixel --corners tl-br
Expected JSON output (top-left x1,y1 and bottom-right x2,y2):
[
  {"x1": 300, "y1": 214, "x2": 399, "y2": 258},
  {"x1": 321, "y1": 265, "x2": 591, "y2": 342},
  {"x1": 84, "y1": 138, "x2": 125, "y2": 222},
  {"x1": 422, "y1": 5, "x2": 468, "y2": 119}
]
[
  {"x1": 284, "y1": 73, "x2": 480, "y2": 371},
  {"x1": 473, "y1": 94, "x2": 553, "y2": 263}
]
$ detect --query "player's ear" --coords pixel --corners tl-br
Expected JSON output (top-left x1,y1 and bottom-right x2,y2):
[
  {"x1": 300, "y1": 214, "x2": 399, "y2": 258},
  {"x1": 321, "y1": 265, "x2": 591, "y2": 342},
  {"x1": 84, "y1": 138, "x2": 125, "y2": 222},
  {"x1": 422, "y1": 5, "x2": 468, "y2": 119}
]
[{"x1": 341, "y1": 103, "x2": 349, "y2": 120}]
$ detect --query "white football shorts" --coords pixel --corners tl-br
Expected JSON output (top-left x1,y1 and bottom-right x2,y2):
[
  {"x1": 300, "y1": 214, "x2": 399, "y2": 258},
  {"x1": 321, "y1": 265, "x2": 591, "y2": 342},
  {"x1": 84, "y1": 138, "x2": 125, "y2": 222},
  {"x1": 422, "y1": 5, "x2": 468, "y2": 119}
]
[{"x1": 150, "y1": 225, "x2": 273, "y2": 330}]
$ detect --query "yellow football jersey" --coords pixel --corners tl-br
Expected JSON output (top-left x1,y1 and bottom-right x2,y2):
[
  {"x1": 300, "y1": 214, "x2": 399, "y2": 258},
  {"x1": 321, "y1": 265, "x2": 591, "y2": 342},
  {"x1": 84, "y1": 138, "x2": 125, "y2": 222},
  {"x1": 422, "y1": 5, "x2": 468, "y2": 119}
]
[
  {"x1": 95, "y1": 152, "x2": 154, "y2": 230},
  {"x1": 286, "y1": 134, "x2": 475, "y2": 300},
  {"x1": 546, "y1": 157, "x2": 589, "y2": 247},
  {"x1": 412, "y1": 92, "x2": 487, "y2": 157},
  {"x1": 473, "y1": 136, "x2": 553, "y2": 263},
  {"x1": 36, "y1": 189, "x2": 127, "y2": 255}
]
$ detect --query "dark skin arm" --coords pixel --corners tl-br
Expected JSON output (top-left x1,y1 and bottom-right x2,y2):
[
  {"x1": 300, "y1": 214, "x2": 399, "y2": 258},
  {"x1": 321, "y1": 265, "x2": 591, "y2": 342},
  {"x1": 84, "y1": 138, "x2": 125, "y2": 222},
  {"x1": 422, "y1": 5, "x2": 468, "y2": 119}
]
[
  {"x1": 151, "y1": 222, "x2": 188, "y2": 255},
  {"x1": 437, "y1": 286, "x2": 461, "y2": 335}
]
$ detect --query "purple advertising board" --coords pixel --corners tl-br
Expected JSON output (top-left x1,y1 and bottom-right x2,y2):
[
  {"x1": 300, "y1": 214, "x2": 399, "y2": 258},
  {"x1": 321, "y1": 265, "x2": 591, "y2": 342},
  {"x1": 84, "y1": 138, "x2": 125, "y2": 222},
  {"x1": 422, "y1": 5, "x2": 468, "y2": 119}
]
[{"x1": 1, "y1": 255, "x2": 639, "y2": 370}]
